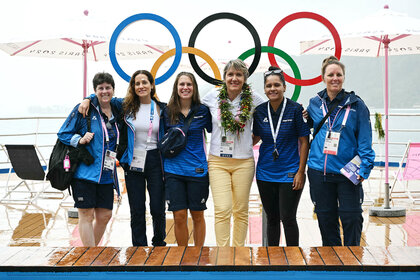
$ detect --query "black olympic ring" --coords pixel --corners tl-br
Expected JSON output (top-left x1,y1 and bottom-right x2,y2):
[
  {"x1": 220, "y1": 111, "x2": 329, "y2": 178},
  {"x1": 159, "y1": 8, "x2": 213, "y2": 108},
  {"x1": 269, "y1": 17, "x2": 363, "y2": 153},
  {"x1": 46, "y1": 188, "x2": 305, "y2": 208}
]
[{"x1": 188, "y1": 12, "x2": 262, "y2": 86}]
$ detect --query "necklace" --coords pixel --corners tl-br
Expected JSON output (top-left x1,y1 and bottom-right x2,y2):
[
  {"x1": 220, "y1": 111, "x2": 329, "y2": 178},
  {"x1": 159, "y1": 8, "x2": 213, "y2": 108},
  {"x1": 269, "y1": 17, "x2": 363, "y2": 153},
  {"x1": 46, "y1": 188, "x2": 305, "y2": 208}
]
[{"x1": 218, "y1": 83, "x2": 253, "y2": 135}]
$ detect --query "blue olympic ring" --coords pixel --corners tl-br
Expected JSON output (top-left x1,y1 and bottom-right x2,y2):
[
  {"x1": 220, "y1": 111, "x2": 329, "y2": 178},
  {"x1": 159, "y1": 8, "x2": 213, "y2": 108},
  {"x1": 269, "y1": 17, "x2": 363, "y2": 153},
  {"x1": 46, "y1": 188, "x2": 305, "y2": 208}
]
[{"x1": 109, "y1": 13, "x2": 182, "y2": 84}]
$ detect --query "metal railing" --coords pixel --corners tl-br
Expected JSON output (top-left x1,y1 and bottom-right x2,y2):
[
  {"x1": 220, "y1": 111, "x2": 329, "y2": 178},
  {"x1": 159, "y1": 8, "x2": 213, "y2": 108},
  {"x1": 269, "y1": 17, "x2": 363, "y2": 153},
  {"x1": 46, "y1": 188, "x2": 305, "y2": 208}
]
[
  {"x1": 0, "y1": 113, "x2": 419, "y2": 168},
  {"x1": 0, "y1": 116, "x2": 66, "y2": 170}
]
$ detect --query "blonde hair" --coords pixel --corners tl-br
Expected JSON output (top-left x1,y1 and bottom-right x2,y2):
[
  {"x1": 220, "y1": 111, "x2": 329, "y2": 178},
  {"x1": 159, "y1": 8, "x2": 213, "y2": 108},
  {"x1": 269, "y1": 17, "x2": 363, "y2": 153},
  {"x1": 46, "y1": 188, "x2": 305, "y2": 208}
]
[
  {"x1": 321, "y1": 56, "x2": 345, "y2": 77},
  {"x1": 223, "y1": 59, "x2": 249, "y2": 81}
]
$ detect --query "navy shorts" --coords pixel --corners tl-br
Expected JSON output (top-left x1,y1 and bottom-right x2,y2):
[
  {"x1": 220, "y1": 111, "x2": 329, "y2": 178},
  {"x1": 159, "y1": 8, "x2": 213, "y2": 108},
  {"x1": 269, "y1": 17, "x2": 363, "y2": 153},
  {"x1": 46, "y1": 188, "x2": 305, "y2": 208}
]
[
  {"x1": 71, "y1": 179, "x2": 114, "y2": 210},
  {"x1": 164, "y1": 172, "x2": 209, "y2": 211}
]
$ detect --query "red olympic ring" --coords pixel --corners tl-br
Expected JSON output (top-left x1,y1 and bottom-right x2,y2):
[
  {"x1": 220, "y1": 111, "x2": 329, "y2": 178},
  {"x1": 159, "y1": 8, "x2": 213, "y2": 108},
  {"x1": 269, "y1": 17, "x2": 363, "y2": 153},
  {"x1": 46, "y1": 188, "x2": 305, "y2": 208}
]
[{"x1": 268, "y1": 12, "x2": 342, "y2": 86}]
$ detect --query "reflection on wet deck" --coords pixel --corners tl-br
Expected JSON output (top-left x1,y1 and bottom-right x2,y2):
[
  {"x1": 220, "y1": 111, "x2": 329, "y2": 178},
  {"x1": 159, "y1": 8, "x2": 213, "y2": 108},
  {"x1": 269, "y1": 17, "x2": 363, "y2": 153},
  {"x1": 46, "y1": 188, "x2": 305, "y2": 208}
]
[
  {"x1": 1, "y1": 245, "x2": 420, "y2": 272},
  {"x1": 0, "y1": 167, "x2": 419, "y2": 248}
]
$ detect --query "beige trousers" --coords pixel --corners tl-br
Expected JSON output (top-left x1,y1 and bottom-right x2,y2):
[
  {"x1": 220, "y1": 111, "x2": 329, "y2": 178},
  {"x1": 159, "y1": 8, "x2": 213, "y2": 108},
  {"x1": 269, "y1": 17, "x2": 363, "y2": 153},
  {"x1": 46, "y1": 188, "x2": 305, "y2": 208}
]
[{"x1": 208, "y1": 155, "x2": 255, "y2": 247}]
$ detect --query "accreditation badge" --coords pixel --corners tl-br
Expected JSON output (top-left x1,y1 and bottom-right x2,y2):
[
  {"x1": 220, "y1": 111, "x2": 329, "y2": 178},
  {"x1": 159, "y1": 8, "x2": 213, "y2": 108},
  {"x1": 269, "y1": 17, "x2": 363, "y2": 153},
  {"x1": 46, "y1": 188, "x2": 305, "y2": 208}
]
[
  {"x1": 323, "y1": 131, "x2": 341, "y2": 155},
  {"x1": 104, "y1": 150, "x2": 117, "y2": 171},
  {"x1": 130, "y1": 149, "x2": 147, "y2": 172},
  {"x1": 220, "y1": 135, "x2": 234, "y2": 158}
]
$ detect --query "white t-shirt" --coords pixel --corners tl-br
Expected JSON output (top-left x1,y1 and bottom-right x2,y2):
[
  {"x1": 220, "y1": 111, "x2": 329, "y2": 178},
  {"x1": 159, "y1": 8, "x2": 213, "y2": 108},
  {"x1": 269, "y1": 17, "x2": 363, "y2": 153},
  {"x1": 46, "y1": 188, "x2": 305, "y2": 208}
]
[
  {"x1": 202, "y1": 87, "x2": 265, "y2": 159},
  {"x1": 132, "y1": 101, "x2": 160, "y2": 150}
]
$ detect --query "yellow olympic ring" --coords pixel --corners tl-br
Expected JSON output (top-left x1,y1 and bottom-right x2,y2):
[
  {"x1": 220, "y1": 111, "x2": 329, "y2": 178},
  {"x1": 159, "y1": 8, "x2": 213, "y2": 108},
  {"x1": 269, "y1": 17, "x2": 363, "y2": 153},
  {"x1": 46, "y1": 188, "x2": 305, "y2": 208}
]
[{"x1": 150, "y1": 47, "x2": 221, "y2": 86}]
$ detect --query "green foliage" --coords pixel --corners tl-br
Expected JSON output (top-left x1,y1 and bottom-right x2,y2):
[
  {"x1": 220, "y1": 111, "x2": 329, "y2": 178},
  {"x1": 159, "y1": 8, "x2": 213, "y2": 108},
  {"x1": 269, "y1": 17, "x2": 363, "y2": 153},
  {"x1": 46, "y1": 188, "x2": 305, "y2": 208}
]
[{"x1": 374, "y1": 112, "x2": 385, "y2": 140}]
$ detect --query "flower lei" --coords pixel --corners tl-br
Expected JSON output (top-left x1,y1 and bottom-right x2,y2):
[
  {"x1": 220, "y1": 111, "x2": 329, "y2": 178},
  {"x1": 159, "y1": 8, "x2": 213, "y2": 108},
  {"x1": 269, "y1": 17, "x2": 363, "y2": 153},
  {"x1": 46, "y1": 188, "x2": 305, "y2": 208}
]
[{"x1": 218, "y1": 83, "x2": 253, "y2": 135}]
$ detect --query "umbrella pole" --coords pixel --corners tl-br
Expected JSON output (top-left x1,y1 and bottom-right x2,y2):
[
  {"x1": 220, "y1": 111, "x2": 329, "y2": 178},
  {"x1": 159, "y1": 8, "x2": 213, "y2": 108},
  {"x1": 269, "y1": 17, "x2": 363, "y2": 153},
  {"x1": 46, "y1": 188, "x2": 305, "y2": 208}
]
[
  {"x1": 369, "y1": 36, "x2": 405, "y2": 217},
  {"x1": 83, "y1": 40, "x2": 88, "y2": 98},
  {"x1": 384, "y1": 37, "x2": 390, "y2": 209}
]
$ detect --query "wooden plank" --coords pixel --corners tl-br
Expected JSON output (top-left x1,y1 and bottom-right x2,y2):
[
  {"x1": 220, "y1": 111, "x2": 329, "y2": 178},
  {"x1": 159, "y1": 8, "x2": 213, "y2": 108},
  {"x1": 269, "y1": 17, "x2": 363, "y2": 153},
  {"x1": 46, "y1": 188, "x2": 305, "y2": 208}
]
[
  {"x1": 181, "y1": 246, "x2": 201, "y2": 266},
  {"x1": 74, "y1": 247, "x2": 104, "y2": 266},
  {"x1": 187, "y1": 218, "x2": 194, "y2": 245},
  {"x1": 267, "y1": 247, "x2": 287, "y2": 266},
  {"x1": 198, "y1": 247, "x2": 218, "y2": 266},
  {"x1": 162, "y1": 246, "x2": 185, "y2": 266},
  {"x1": 251, "y1": 247, "x2": 269, "y2": 266},
  {"x1": 12, "y1": 214, "x2": 50, "y2": 239},
  {"x1": 109, "y1": 247, "x2": 137, "y2": 266},
  {"x1": 333, "y1": 246, "x2": 361, "y2": 267},
  {"x1": 385, "y1": 246, "x2": 417, "y2": 270},
  {"x1": 399, "y1": 246, "x2": 420, "y2": 265},
  {"x1": 300, "y1": 247, "x2": 324, "y2": 267},
  {"x1": 126, "y1": 247, "x2": 152, "y2": 266},
  {"x1": 349, "y1": 246, "x2": 378, "y2": 270},
  {"x1": 18, "y1": 247, "x2": 57, "y2": 266},
  {"x1": 0, "y1": 247, "x2": 25, "y2": 265},
  {"x1": 234, "y1": 247, "x2": 251, "y2": 266},
  {"x1": 366, "y1": 246, "x2": 398, "y2": 269},
  {"x1": 216, "y1": 246, "x2": 234, "y2": 266},
  {"x1": 91, "y1": 247, "x2": 120, "y2": 266},
  {"x1": 44, "y1": 248, "x2": 73, "y2": 266},
  {"x1": 164, "y1": 219, "x2": 176, "y2": 244},
  {"x1": 144, "y1": 246, "x2": 169, "y2": 266},
  {"x1": 56, "y1": 247, "x2": 89, "y2": 267},
  {"x1": 317, "y1": 246, "x2": 342, "y2": 266},
  {"x1": 1, "y1": 247, "x2": 40, "y2": 266},
  {"x1": 284, "y1": 247, "x2": 306, "y2": 266}
]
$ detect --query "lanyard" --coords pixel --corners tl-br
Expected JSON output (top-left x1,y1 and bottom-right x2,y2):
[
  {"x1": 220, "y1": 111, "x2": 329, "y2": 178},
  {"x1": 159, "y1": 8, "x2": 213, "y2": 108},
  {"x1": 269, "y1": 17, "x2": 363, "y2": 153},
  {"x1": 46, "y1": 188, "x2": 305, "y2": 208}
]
[
  {"x1": 147, "y1": 101, "x2": 155, "y2": 143},
  {"x1": 321, "y1": 103, "x2": 351, "y2": 132},
  {"x1": 267, "y1": 98, "x2": 287, "y2": 148},
  {"x1": 100, "y1": 114, "x2": 120, "y2": 151}
]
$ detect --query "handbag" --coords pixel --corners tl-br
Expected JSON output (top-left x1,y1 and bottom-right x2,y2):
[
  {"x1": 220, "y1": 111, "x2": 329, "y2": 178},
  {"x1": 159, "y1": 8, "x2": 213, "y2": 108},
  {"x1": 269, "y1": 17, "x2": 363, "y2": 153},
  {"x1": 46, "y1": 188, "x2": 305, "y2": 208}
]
[
  {"x1": 46, "y1": 109, "x2": 94, "y2": 191},
  {"x1": 158, "y1": 106, "x2": 198, "y2": 158}
]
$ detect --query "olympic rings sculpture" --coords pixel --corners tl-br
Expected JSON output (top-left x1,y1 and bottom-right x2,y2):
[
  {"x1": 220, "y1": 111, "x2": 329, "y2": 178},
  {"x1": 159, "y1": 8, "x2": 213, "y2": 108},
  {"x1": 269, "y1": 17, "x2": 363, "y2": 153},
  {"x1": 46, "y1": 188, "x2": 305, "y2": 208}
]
[
  {"x1": 238, "y1": 46, "x2": 302, "y2": 101},
  {"x1": 150, "y1": 47, "x2": 222, "y2": 82},
  {"x1": 109, "y1": 12, "x2": 342, "y2": 101}
]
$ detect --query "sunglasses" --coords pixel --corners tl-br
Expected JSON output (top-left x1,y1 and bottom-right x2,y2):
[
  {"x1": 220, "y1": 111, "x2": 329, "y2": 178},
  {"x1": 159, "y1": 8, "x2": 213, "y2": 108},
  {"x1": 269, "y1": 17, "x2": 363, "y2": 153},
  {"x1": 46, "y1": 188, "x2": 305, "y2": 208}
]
[{"x1": 264, "y1": 69, "x2": 283, "y2": 77}]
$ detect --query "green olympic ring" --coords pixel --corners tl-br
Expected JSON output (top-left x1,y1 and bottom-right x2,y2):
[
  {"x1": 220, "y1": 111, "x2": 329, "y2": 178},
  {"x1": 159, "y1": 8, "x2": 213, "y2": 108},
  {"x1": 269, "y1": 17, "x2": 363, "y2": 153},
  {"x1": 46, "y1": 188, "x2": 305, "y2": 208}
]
[{"x1": 238, "y1": 46, "x2": 301, "y2": 102}]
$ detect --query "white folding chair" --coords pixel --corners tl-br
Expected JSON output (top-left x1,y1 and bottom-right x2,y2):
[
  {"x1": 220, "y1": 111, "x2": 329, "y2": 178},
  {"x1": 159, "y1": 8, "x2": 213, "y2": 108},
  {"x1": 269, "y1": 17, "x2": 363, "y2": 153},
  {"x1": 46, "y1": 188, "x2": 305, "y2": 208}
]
[{"x1": 390, "y1": 142, "x2": 420, "y2": 205}]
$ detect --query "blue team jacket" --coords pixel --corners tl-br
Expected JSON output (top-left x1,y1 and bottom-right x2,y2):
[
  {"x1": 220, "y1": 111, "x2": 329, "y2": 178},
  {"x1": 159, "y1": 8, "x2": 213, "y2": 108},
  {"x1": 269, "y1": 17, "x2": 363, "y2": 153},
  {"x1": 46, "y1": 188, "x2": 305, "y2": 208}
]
[
  {"x1": 118, "y1": 99, "x2": 166, "y2": 167},
  {"x1": 87, "y1": 94, "x2": 166, "y2": 168},
  {"x1": 57, "y1": 98, "x2": 120, "y2": 190},
  {"x1": 307, "y1": 89, "x2": 375, "y2": 179}
]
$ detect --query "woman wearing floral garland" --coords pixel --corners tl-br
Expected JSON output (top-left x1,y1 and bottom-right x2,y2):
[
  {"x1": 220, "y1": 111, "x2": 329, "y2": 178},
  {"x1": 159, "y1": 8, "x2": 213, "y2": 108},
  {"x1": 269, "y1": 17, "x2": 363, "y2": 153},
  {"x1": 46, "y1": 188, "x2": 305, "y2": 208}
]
[{"x1": 202, "y1": 59, "x2": 264, "y2": 247}]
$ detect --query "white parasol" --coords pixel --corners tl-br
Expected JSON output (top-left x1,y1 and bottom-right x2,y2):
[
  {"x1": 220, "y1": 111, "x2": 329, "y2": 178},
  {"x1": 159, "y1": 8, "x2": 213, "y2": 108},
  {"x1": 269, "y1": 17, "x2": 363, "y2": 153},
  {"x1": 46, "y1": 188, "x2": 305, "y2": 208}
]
[{"x1": 0, "y1": 10, "x2": 168, "y2": 97}]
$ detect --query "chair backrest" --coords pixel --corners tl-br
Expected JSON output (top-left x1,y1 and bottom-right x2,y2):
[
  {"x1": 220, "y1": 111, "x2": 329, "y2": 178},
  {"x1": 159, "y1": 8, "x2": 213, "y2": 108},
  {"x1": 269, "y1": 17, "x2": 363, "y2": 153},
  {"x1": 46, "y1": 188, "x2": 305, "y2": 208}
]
[
  {"x1": 403, "y1": 143, "x2": 420, "y2": 181},
  {"x1": 5, "y1": 144, "x2": 46, "y2": 180}
]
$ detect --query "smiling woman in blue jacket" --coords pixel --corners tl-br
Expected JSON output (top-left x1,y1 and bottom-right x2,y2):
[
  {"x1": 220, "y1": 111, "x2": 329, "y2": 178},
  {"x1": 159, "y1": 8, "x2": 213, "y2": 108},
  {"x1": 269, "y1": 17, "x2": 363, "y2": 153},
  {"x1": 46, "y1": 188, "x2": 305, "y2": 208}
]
[
  {"x1": 58, "y1": 72, "x2": 121, "y2": 247},
  {"x1": 161, "y1": 72, "x2": 212, "y2": 247},
  {"x1": 80, "y1": 70, "x2": 167, "y2": 247},
  {"x1": 117, "y1": 70, "x2": 167, "y2": 247},
  {"x1": 306, "y1": 56, "x2": 375, "y2": 246}
]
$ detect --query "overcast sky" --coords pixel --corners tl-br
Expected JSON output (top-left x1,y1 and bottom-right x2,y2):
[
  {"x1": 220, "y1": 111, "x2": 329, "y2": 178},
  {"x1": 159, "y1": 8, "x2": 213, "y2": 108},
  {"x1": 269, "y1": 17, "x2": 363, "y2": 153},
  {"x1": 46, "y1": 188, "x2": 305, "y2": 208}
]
[{"x1": 1, "y1": 0, "x2": 420, "y2": 116}]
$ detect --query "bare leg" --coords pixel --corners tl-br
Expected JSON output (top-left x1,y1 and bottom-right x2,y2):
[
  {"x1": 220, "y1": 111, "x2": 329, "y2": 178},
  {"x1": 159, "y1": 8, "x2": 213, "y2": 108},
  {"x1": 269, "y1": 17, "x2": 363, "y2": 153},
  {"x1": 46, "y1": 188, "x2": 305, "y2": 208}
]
[
  {"x1": 190, "y1": 210, "x2": 205, "y2": 247},
  {"x1": 93, "y1": 208, "x2": 112, "y2": 246},
  {"x1": 173, "y1": 209, "x2": 189, "y2": 246},
  {"x1": 78, "y1": 208, "x2": 95, "y2": 246}
]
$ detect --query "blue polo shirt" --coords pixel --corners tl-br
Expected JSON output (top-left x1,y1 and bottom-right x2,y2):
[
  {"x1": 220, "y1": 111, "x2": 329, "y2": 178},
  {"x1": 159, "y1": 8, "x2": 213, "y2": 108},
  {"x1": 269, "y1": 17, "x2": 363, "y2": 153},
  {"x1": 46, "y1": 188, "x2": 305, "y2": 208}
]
[
  {"x1": 162, "y1": 104, "x2": 212, "y2": 177},
  {"x1": 253, "y1": 99, "x2": 310, "y2": 182}
]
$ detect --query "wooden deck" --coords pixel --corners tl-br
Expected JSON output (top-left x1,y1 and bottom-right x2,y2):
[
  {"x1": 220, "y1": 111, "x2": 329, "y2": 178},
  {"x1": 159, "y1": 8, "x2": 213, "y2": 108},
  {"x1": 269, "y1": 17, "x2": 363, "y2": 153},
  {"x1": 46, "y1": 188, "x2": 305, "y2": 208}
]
[
  {"x1": 1, "y1": 245, "x2": 420, "y2": 272},
  {"x1": 1, "y1": 167, "x2": 420, "y2": 273}
]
